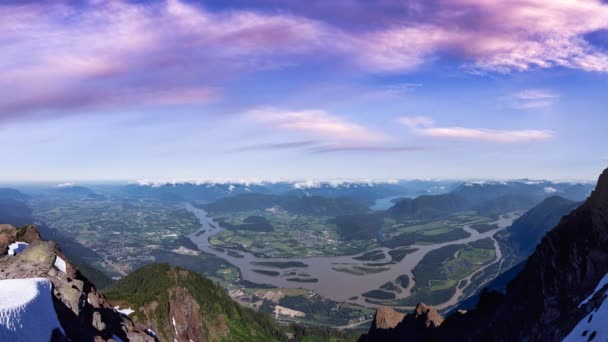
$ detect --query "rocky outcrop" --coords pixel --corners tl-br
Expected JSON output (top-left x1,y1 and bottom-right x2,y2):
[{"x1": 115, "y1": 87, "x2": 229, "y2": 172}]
[
  {"x1": 361, "y1": 304, "x2": 444, "y2": 341},
  {"x1": 372, "y1": 306, "x2": 405, "y2": 330},
  {"x1": 0, "y1": 225, "x2": 154, "y2": 341},
  {"x1": 362, "y1": 167, "x2": 608, "y2": 341}
]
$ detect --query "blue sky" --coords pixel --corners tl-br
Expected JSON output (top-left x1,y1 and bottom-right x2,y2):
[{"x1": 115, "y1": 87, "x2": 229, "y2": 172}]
[{"x1": 0, "y1": 0, "x2": 607, "y2": 182}]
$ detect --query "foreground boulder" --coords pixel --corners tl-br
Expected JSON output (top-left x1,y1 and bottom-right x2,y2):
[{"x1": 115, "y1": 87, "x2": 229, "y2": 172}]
[{"x1": 361, "y1": 304, "x2": 444, "y2": 341}]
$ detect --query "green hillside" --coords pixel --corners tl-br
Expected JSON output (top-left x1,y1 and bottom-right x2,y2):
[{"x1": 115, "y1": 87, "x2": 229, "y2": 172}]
[{"x1": 103, "y1": 263, "x2": 355, "y2": 342}]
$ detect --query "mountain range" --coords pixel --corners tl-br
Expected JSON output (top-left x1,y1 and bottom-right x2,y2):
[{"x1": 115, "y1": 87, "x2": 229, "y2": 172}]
[
  {"x1": 361, "y1": 168, "x2": 608, "y2": 341},
  {"x1": 0, "y1": 173, "x2": 604, "y2": 341}
]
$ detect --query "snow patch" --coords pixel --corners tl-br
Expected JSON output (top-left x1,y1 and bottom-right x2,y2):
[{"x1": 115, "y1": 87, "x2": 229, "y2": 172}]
[
  {"x1": 0, "y1": 278, "x2": 64, "y2": 340},
  {"x1": 7, "y1": 242, "x2": 28, "y2": 256},
  {"x1": 53, "y1": 256, "x2": 67, "y2": 274},
  {"x1": 578, "y1": 273, "x2": 608, "y2": 308},
  {"x1": 564, "y1": 293, "x2": 608, "y2": 341},
  {"x1": 564, "y1": 272, "x2": 608, "y2": 341},
  {"x1": 114, "y1": 306, "x2": 134, "y2": 316},
  {"x1": 544, "y1": 186, "x2": 557, "y2": 193},
  {"x1": 172, "y1": 316, "x2": 178, "y2": 335}
]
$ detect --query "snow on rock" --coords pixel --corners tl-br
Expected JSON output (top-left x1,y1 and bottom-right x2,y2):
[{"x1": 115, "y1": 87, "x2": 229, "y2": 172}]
[
  {"x1": 114, "y1": 306, "x2": 135, "y2": 316},
  {"x1": 0, "y1": 278, "x2": 64, "y2": 341},
  {"x1": 53, "y1": 255, "x2": 67, "y2": 273},
  {"x1": 564, "y1": 293, "x2": 608, "y2": 341},
  {"x1": 564, "y1": 272, "x2": 608, "y2": 341},
  {"x1": 7, "y1": 242, "x2": 28, "y2": 256},
  {"x1": 172, "y1": 316, "x2": 178, "y2": 335},
  {"x1": 578, "y1": 272, "x2": 608, "y2": 308},
  {"x1": 145, "y1": 328, "x2": 157, "y2": 338}
]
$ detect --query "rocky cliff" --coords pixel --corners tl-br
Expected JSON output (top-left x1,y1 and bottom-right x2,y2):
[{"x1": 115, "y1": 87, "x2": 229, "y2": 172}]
[
  {"x1": 361, "y1": 168, "x2": 608, "y2": 341},
  {"x1": 0, "y1": 224, "x2": 154, "y2": 341}
]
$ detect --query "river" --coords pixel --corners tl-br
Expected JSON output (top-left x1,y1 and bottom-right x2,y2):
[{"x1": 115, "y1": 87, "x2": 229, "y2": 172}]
[{"x1": 186, "y1": 203, "x2": 519, "y2": 309}]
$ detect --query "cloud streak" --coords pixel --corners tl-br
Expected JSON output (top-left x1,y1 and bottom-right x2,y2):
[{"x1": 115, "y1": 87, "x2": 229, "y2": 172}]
[
  {"x1": 230, "y1": 140, "x2": 319, "y2": 152},
  {"x1": 511, "y1": 89, "x2": 560, "y2": 109},
  {"x1": 399, "y1": 116, "x2": 555, "y2": 143},
  {"x1": 312, "y1": 145, "x2": 428, "y2": 153},
  {"x1": 246, "y1": 107, "x2": 386, "y2": 143}
]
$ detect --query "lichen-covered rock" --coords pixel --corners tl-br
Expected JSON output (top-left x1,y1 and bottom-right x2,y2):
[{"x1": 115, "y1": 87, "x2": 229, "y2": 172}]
[
  {"x1": 93, "y1": 311, "x2": 106, "y2": 331},
  {"x1": 19, "y1": 241, "x2": 56, "y2": 266}
]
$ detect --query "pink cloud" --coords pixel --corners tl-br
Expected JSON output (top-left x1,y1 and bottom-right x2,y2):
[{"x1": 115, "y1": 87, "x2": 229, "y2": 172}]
[
  {"x1": 399, "y1": 116, "x2": 555, "y2": 143},
  {"x1": 247, "y1": 107, "x2": 387, "y2": 143},
  {"x1": 1, "y1": 0, "x2": 608, "y2": 121}
]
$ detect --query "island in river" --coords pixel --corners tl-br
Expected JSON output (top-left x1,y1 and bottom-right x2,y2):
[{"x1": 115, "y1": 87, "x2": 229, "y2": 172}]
[{"x1": 185, "y1": 203, "x2": 520, "y2": 309}]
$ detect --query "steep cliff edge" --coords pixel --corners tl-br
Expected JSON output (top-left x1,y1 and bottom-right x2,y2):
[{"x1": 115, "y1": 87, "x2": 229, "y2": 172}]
[{"x1": 361, "y1": 168, "x2": 608, "y2": 341}]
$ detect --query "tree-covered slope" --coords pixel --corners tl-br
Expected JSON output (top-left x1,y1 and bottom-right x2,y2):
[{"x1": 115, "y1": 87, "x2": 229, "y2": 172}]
[
  {"x1": 104, "y1": 263, "x2": 281, "y2": 341},
  {"x1": 104, "y1": 263, "x2": 355, "y2": 342}
]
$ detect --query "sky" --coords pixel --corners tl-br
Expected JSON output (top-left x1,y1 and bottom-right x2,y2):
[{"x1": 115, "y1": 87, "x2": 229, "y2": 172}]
[{"x1": 1, "y1": 0, "x2": 607, "y2": 182}]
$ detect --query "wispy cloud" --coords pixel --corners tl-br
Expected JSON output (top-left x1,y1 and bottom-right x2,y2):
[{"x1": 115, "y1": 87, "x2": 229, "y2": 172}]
[
  {"x1": 365, "y1": 83, "x2": 423, "y2": 99},
  {"x1": 399, "y1": 116, "x2": 555, "y2": 143},
  {"x1": 312, "y1": 145, "x2": 428, "y2": 153},
  {"x1": 246, "y1": 107, "x2": 386, "y2": 143},
  {"x1": 230, "y1": 140, "x2": 319, "y2": 152},
  {"x1": 511, "y1": 89, "x2": 560, "y2": 109}
]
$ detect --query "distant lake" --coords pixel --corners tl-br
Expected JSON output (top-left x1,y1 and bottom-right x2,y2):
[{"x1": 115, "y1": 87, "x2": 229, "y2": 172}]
[{"x1": 370, "y1": 195, "x2": 409, "y2": 211}]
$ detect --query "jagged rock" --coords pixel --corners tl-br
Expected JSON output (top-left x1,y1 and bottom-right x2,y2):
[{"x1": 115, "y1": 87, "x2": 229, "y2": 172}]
[
  {"x1": 88, "y1": 291, "x2": 101, "y2": 308},
  {"x1": 93, "y1": 311, "x2": 106, "y2": 331},
  {"x1": 0, "y1": 224, "x2": 153, "y2": 341},
  {"x1": 15, "y1": 224, "x2": 42, "y2": 243},
  {"x1": 372, "y1": 306, "x2": 405, "y2": 330},
  {"x1": 127, "y1": 331, "x2": 156, "y2": 342},
  {"x1": 413, "y1": 303, "x2": 444, "y2": 328},
  {"x1": 58, "y1": 282, "x2": 84, "y2": 315}
]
